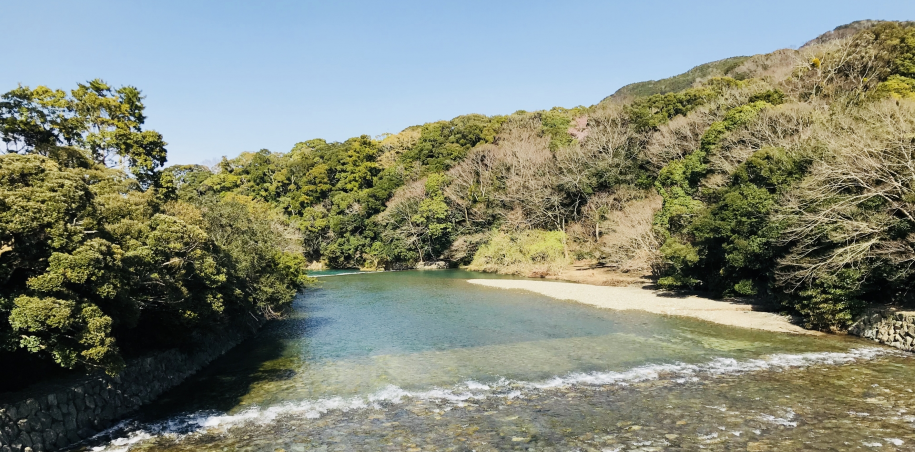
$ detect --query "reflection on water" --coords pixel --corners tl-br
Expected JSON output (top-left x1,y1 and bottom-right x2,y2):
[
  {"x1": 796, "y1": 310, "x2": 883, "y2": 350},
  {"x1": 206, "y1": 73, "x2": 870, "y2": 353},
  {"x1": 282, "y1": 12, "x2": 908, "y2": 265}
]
[{"x1": 78, "y1": 270, "x2": 915, "y2": 451}]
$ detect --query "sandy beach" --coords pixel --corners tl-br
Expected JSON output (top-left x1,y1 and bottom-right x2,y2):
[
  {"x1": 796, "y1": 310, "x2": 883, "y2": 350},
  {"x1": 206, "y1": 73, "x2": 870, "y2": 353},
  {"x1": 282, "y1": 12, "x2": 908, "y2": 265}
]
[{"x1": 467, "y1": 279, "x2": 819, "y2": 335}]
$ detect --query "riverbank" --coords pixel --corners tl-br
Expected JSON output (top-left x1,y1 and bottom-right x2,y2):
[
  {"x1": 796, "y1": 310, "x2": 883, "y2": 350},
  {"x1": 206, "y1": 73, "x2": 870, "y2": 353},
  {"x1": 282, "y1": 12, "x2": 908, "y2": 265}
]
[
  {"x1": 467, "y1": 279, "x2": 819, "y2": 335},
  {"x1": 541, "y1": 264, "x2": 651, "y2": 286}
]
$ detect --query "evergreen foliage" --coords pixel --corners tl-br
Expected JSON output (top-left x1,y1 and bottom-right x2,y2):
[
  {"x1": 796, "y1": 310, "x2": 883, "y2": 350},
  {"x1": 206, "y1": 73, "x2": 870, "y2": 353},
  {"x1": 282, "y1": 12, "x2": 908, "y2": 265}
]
[
  {"x1": 6, "y1": 20, "x2": 915, "y2": 376},
  {"x1": 0, "y1": 85, "x2": 310, "y2": 375}
]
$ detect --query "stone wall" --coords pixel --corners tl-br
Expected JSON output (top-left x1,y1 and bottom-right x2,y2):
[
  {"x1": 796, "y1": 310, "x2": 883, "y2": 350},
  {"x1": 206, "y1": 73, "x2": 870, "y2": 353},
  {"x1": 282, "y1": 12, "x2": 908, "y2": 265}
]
[
  {"x1": 0, "y1": 328, "x2": 252, "y2": 452},
  {"x1": 848, "y1": 309, "x2": 915, "y2": 352}
]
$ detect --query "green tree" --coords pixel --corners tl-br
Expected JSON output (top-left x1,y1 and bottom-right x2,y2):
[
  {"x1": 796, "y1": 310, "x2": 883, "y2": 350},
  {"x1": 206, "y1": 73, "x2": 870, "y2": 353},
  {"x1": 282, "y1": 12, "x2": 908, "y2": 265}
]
[
  {"x1": 1, "y1": 79, "x2": 167, "y2": 186},
  {"x1": 413, "y1": 173, "x2": 453, "y2": 260}
]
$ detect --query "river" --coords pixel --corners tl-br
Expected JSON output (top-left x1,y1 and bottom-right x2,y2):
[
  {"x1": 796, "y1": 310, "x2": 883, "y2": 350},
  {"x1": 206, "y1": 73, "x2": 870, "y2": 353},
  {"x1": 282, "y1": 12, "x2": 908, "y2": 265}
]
[{"x1": 78, "y1": 270, "x2": 915, "y2": 451}]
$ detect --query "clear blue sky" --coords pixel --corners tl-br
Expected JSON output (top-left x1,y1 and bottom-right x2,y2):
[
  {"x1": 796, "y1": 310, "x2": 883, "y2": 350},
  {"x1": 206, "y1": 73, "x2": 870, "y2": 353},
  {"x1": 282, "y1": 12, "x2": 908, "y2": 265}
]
[{"x1": 3, "y1": 1, "x2": 914, "y2": 166}]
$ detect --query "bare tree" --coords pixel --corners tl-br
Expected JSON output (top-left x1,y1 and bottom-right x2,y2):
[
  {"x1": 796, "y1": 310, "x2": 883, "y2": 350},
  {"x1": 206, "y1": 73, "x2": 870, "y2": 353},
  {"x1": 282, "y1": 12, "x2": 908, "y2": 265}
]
[
  {"x1": 777, "y1": 99, "x2": 915, "y2": 291},
  {"x1": 643, "y1": 109, "x2": 712, "y2": 172},
  {"x1": 380, "y1": 178, "x2": 429, "y2": 261},
  {"x1": 708, "y1": 102, "x2": 824, "y2": 176},
  {"x1": 444, "y1": 144, "x2": 498, "y2": 228},
  {"x1": 783, "y1": 34, "x2": 888, "y2": 102}
]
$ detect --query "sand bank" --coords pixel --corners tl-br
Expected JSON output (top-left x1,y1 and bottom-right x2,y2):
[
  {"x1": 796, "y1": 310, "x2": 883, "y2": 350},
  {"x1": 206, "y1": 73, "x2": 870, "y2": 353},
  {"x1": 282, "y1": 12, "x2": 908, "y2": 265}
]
[{"x1": 467, "y1": 279, "x2": 819, "y2": 335}]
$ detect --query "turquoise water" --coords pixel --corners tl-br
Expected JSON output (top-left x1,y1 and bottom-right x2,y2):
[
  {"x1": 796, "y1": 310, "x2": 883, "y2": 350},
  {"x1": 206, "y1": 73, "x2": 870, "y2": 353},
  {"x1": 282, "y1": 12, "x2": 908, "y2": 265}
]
[{"x1": 79, "y1": 270, "x2": 915, "y2": 451}]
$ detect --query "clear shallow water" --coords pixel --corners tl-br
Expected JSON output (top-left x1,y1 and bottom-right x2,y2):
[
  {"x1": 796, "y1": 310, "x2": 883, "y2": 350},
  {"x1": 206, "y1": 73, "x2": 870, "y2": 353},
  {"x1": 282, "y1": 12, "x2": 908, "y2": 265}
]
[{"x1": 78, "y1": 270, "x2": 915, "y2": 451}]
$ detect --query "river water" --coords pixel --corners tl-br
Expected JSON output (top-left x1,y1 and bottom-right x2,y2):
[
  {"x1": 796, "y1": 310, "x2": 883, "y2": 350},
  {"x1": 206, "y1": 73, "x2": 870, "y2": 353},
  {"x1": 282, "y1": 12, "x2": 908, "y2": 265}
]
[{"x1": 79, "y1": 270, "x2": 915, "y2": 451}]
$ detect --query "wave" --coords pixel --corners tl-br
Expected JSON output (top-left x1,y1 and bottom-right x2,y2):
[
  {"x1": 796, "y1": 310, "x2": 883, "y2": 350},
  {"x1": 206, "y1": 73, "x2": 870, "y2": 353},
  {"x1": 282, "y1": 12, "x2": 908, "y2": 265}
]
[
  {"x1": 308, "y1": 271, "x2": 367, "y2": 278},
  {"x1": 89, "y1": 347, "x2": 903, "y2": 451}
]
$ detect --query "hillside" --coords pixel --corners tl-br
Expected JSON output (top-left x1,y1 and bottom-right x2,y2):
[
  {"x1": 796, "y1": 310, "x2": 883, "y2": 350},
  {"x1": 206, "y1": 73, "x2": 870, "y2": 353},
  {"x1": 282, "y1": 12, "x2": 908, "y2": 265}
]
[
  {"x1": 162, "y1": 20, "x2": 915, "y2": 332},
  {"x1": 602, "y1": 56, "x2": 751, "y2": 102},
  {"x1": 604, "y1": 19, "x2": 899, "y2": 103}
]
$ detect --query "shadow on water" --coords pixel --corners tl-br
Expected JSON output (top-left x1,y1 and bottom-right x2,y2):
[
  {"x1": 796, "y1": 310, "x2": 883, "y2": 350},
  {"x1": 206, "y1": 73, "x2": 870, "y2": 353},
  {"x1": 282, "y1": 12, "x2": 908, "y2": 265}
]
[{"x1": 133, "y1": 295, "x2": 334, "y2": 420}]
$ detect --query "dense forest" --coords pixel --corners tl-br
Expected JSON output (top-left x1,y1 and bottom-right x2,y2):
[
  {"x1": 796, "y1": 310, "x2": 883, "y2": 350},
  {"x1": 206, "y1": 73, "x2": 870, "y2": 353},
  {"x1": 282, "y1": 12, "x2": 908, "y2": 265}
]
[
  {"x1": 173, "y1": 21, "x2": 915, "y2": 331},
  {"x1": 3, "y1": 21, "x2": 915, "y2": 378},
  {"x1": 0, "y1": 81, "x2": 310, "y2": 379}
]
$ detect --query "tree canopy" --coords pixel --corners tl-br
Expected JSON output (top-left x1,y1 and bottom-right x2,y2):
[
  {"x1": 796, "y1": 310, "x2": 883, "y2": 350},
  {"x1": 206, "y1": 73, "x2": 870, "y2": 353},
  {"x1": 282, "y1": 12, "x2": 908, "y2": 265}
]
[{"x1": 0, "y1": 82, "x2": 310, "y2": 378}]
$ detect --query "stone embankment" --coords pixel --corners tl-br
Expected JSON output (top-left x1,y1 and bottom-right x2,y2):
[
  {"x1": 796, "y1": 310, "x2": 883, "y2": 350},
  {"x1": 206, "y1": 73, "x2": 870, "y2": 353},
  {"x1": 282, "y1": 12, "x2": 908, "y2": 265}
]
[
  {"x1": 849, "y1": 310, "x2": 915, "y2": 352},
  {"x1": 0, "y1": 328, "x2": 251, "y2": 452}
]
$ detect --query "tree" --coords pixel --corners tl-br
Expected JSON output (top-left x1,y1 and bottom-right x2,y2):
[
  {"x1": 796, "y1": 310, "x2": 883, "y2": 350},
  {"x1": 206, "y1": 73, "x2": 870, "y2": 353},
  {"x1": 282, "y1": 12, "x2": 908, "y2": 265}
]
[
  {"x1": 0, "y1": 144, "x2": 309, "y2": 374},
  {"x1": 0, "y1": 79, "x2": 167, "y2": 186}
]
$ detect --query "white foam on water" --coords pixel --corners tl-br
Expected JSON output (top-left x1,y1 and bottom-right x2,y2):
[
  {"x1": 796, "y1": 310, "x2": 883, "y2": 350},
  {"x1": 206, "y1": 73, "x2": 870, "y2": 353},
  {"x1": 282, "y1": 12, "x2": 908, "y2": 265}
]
[
  {"x1": 465, "y1": 380, "x2": 491, "y2": 390},
  {"x1": 759, "y1": 412, "x2": 798, "y2": 427},
  {"x1": 90, "y1": 422, "x2": 170, "y2": 452},
  {"x1": 309, "y1": 271, "x2": 367, "y2": 278},
  {"x1": 87, "y1": 346, "x2": 903, "y2": 450}
]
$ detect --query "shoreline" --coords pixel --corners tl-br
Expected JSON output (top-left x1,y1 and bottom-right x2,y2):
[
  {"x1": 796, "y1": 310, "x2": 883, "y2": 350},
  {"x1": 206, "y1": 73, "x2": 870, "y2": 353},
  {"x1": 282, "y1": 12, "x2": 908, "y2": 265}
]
[{"x1": 467, "y1": 279, "x2": 820, "y2": 335}]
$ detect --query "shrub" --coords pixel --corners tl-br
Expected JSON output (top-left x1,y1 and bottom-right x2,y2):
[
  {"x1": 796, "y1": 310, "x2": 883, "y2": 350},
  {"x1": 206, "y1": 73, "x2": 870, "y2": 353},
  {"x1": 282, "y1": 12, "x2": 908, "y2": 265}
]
[{"x1": 468, "y1": 229, "x2": 570, "y2": 276}]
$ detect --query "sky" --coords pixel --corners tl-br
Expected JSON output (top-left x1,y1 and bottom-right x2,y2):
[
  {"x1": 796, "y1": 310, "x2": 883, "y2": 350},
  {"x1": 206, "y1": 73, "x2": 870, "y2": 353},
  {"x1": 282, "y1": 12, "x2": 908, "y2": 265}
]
[{"x1": 3, "y1": 1, "x2": 915, "y2": 166}]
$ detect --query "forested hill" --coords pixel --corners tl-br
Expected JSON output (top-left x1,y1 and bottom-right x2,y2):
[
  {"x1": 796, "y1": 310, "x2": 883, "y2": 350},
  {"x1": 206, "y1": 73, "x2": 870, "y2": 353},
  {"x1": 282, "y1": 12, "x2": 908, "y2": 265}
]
[
  {"x1": 3, "y1": 21, "x2": 915, "y2": 379},
  {"x1": 602, "y1": 56, "x2": 751, "y2": 102},
  {"x1": 161, "y1": 20, "x2": 915, "y2": 333},
  {"x1": 605, "y1": 20, "x2": 889, "y2": 102}
]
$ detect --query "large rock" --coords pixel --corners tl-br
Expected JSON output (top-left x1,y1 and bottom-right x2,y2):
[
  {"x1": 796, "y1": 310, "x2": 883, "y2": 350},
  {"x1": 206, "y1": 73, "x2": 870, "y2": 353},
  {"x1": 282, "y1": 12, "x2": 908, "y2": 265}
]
[{"x1": 415, "y1": 261, "x2": 449, "y2": 270}]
